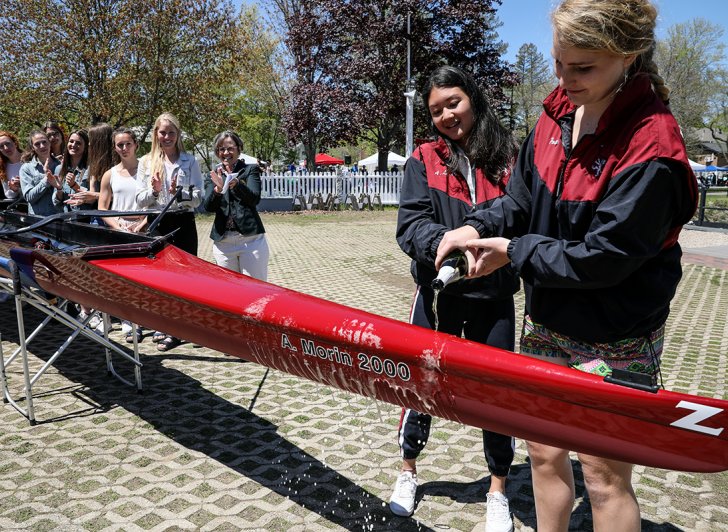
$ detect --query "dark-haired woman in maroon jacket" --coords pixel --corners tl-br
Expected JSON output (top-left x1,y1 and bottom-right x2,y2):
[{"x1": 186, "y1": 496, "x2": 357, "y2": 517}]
[{"x1": 391, "y1": 65, "x2": 519, "y2": 531}]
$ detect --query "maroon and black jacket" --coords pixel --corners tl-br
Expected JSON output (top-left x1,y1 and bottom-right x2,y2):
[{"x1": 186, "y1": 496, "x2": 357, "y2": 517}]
[
  {"x1": 465, "y1": 74, "x2": 698, "y2": 342},
  {"x1": 396, "y1": 138, "x2": 520, "y2": 300}
]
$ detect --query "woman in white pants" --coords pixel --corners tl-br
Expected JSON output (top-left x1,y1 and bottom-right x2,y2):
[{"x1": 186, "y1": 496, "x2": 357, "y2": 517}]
[{"x1": 203, "y1": 131, "x2": 269, "y2": 281}]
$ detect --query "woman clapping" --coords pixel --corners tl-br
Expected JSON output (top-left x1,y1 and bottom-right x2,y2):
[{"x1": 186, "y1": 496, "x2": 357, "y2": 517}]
[
  {"x1": 204, "y1": 131, "x2": 269, "y2": 280},
  {"x1": 19, "y1": 130, "x2": 62, "y2": 216}
]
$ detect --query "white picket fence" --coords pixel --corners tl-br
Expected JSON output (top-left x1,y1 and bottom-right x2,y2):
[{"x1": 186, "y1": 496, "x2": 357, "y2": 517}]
[{"x1": 261, "y1": 172, "x2": 403, "y2": 205}]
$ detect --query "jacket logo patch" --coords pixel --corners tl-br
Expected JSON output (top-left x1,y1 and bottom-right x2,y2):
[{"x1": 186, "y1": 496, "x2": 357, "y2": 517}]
[
  {"x1": 591, "y1": 158, "x2": 607, "y2": 178},
  {"x1": 549, "y1": 137, "x2": 560, "y2": 145}
]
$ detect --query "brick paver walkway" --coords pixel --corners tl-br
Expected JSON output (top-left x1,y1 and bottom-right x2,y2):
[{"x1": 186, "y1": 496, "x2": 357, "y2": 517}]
[{"x1": 0, "y1": 210, "x2": 726, "y2": 531}]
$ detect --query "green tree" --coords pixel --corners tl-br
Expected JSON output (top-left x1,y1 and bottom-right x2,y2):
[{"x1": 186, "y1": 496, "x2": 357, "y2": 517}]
[
  {"x1": 655, "y1": 18, "x2": 727, "y2": 152},
  {"x1": 236, "y1": 11, "x2": 289, "y2": 164},
  {"x1": 511, "y1": 43, "x2": 553, "y2": 141},
  {"x1": 0, "y1": 0, "x2": 239, "y2": 142},
  {"x1": 203, "y1": 3, "x2": 291, "y2": 168},
  {"x1": 705, "y1": 68, "x2": 728, "y2": 163}
]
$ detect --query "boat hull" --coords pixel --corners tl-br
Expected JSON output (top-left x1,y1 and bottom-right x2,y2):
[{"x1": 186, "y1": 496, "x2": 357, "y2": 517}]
[{"x1": 4, "y1": 242, "x2": 726, "y2": 473}]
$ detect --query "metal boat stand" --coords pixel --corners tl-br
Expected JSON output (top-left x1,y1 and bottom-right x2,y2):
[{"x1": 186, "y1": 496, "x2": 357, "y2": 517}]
[{"x1": 0, "y1": 259, "x2": 142, "y2": 425}]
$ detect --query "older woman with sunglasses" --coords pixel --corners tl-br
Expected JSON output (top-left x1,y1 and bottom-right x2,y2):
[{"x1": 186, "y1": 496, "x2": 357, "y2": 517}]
[{"x1": 204, "y1": 130, "x2": 269, "y2": 280}]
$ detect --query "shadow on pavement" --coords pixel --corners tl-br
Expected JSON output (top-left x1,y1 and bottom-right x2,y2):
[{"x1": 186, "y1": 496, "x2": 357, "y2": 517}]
[{"x1": 0, "y1": 303, "x2": 436, "y2": 531}]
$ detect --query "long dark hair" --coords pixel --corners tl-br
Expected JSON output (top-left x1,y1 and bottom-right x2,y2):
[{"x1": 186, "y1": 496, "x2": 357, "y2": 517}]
[
  {"x1": 59, "y1": 129, "x2": 89, "y2": 178},
  {"x1": 87, "y1": 123, "x2": 115, "y2": 191},
  {"x1": 423, "y1": 66, "x2": 516, "y2": 179}
]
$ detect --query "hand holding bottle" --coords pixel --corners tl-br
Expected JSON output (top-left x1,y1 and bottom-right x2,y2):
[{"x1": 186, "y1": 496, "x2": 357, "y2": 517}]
[
  {"x1": 432, "y1": 251, "x2": 468, "y2": 290},
  {"x1": 435, "y1": 225, "x2": 480, "y2": 272},
  {"x1": 464, "y1": 237, "x2": 511, "y2": 277}
]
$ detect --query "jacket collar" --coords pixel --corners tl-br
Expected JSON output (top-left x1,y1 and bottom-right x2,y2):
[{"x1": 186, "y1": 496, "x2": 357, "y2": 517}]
[
  {"x1": 543, "y1": 73, "x2": 655, "y2": 131},
  {"x1": 232, "y1": 159, "x2": 246, "y2": 173},
  {"x1": 31, "y1": 155, "x2": 58, "y2": 169},
  {"x1": 427, "y1": 137, "x2": 452, "y2": 162}
]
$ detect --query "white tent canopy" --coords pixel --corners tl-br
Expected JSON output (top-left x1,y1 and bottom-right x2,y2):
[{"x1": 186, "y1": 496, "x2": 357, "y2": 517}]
[
  {"x1": 689, "y1": 159, "x2": 707, "y2": 171},
  {"x1": 357, "y1": 151, "x2": 407, "y2": 169}
]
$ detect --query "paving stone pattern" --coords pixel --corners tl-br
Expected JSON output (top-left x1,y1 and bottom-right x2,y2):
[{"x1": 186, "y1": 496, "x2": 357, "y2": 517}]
[{"x1": 0, "y1": 210, "x2": 726, "y2": 531}]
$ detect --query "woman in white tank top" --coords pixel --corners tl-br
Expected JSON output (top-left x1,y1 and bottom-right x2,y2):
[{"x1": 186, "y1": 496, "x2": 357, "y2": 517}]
[
  {"x1": 98, "y1": 127, "x2": 147, "y2": 342},
  {"x1": 99, "y1": 128, "x2": 146, "y2": 232}
]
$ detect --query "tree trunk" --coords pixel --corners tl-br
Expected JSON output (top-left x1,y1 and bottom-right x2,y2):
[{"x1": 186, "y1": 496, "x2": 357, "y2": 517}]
[
  {"x1": 304, "y1": 131, "x2": 317, "y2": 172},
  {"x1": 377, "y1": 129, "x2": 392, "y2": 172}
]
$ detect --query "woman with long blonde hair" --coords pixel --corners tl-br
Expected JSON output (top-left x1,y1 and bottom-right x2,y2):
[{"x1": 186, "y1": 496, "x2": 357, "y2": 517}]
[
  {"x1": 437, "y1": 0, "x2": 697, "y2": 529},
  {"x1": 136, "y1": 112, "x2": 203, "y2": 351},
  {"x1": 136, "y1": 112, "x2": 203, "y2": 255}
]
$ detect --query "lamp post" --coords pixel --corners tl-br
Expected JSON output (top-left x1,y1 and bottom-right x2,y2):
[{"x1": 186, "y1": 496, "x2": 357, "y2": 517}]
[
  {"x1": 404, "y1": 13, "x2": 415, "y2": 158},
  {"x1": 405, "y1": 80, "x2": 416, "y2": 158}
]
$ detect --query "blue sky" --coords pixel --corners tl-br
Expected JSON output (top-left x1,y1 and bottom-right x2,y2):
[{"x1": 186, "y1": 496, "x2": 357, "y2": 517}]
[{"x1": 496, "y1": 0, "x2": 728, "y2": 63}]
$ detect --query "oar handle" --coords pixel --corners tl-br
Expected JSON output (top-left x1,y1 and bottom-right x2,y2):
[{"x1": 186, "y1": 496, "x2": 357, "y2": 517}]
[{"x1": 145, "y1": 185, "x2": 188, "y2": 235}]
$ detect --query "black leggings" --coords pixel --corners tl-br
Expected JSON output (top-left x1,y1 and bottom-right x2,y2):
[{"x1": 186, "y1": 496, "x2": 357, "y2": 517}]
[{"x1": 397, "y1": 285, "x2": 516, "y2": 477}]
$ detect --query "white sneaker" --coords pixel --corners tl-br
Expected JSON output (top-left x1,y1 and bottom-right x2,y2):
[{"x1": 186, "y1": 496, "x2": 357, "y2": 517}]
[
  {"x1": 95, "y1": 320, "x2": 107, "y2": 334},
  {"x1": 486, "y1": 491, "x2": 514, "y2": 532},
  {"x1": 88, "y1": 313, "x2": 102, "y2": 330},
  {"x1": 120, "y1": 321, "x2": 133, "y2": 335},
  {"x1": 389, "y1": 471, "x2": 417, "y2": 517}
]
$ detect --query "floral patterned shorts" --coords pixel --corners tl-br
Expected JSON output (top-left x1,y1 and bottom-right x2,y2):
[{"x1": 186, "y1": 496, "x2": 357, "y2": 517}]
[{"x1": 519, "y1": 315, "x2": 664, "y2": 377}]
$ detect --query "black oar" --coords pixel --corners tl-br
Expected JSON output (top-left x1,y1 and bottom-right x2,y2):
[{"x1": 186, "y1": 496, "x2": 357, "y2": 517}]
[
  {"x1": 1, "y1": 185, "x2": 195, "y2": 237},
  {"x1": 146, "y1": 186, "x2": 182, "y2": 235},
  {"x1": 145, "y1": 185, "x2": 196, "y2": 236},
  {"x1": 0, "y1": 208, "x2": 164, "y2": 236}
]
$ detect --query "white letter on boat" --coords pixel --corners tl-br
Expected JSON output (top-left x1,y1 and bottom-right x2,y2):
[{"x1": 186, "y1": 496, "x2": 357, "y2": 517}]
[{"x1": 670, "y1": 401, "x2": 724, "y2": 436}]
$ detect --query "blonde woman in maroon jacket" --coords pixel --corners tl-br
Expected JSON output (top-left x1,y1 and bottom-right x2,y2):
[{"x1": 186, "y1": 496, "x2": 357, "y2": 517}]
[{"x1": 438, "y1": 1, "x2": 697, "y2": 530}]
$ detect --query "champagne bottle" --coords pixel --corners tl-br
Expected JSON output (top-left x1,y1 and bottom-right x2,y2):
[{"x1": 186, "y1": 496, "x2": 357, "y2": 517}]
[{"x1": 431, "y1": 250, "x2": 467, "y2": 290}]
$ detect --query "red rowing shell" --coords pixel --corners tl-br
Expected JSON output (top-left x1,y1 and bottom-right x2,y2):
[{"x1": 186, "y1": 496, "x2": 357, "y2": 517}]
[{"x1": 18, "y1": 245, "x2": 728, "y2": 472}]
